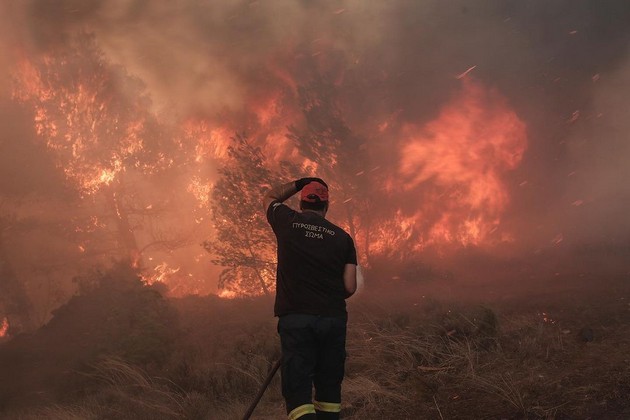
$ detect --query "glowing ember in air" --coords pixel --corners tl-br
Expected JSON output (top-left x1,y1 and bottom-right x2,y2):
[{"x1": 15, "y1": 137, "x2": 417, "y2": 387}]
[
  {"x1": 552, "y1": 234, "x2": 564, "y2": 245},
  {"x1": 456, "y1": 65, "x2": 477, "y2": 79},
  {"x1": 0, "y1": 318, "x2": 9, "y2": 338},
  {"x1": 568, "y1": 110, "x2": 580, "y2": 123},
  {"x1": 539, "y1": 312, "x2": 556, "y2": 324},
  {"x1": 398, "y1": 79, "x2": 527, "y2": 248}
]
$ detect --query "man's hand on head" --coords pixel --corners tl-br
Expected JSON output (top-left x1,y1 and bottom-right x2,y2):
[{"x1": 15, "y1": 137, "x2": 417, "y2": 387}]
[
  {"x1": 263, "y1": 180, "x2": 300, "y2": 212},
  {"x1": 264, "y1": 177, "x2": 328, "y2": 214},
  {"x1": 295, "y1": 177, "x2": 328, "y2": 191}
]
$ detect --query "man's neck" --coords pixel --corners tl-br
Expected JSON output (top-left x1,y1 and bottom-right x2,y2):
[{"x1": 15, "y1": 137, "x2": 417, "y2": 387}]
[{"x1": 302, "y1": 209, "x2": 326, "y2": 218}]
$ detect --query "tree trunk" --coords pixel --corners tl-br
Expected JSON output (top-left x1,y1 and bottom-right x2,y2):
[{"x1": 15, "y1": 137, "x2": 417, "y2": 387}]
[
  {"x1": 254, "y1": 267, "x2": 270, "y2": 296},
  {"x1": 104, "y1": 185, "x2": 142, "y2": 268},
  {"x1": 245, "y1": 241, "x2": 270, "y2": 296}
]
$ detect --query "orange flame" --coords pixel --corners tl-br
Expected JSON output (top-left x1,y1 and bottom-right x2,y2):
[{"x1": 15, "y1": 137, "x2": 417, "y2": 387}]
[
  {"x1": 182, "y1": 119, "x2": 232, "y2": 163},
  {"x1": 398, "y1": 79, "x2": 527, "y2": 249},
  {"x1": 141, "y1": 262, "x2": 181, "y2": 285},
  {"x1": 11, "y1": 42, "x2": 529, "y2": 296},
  {"x1": 0, "y1": 317, "x2": 9, "y2": 338},
  {"x1": 218, "y1": 289, "x2": 238, "y2": 299},
  {"x1": 13, "y1": 57, "x2": 148, "y2": 196}
]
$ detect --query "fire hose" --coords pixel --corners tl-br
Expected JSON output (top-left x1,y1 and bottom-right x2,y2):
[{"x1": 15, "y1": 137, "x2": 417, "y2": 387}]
[{"x1": 242, "y1": 357, "x2": 282, "y2": 420}]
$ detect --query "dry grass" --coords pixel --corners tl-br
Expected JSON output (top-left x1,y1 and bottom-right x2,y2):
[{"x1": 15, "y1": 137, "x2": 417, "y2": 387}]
[
  {"x1": 2, "y1": 277, "x2": 629, "y2": 420},
  {"x1": 337, "y1": 282, "x2": 630, "y2": 419}
]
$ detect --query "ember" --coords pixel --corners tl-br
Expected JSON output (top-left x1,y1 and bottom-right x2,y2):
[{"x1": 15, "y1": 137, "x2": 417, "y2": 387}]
[{"x1": 0, "y1": 318, "x2": 8, "y2": 338}]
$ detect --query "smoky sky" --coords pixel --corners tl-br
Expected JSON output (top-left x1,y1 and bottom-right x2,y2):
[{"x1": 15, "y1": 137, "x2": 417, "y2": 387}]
[{"x1": 2, "y1": 0, "x2": 630, "y2": 255}]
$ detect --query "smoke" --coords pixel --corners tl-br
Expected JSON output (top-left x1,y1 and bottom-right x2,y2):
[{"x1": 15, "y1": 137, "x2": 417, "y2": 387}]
[
  {"x1": 18, "y1": 0, "x2": 370, "y2": 113},
  {"x1": 559, "y1": 56, "x2": 630, "y2": 246},
  {"x1": 8, "y1": 1, "x2": 541, "y2": 114},
  {"x1": 2, "y1": 0, "x2": 630, "y2": 300}
]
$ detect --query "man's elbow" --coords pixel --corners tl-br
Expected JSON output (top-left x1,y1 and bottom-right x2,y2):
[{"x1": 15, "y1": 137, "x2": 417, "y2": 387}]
[
  {"x1": 262, "y1": 194, "x2": 275, "y2": 213},
  {"x1": 343, "y1": 264, "x2": 358, "y2": 298},
  {"x1": 344, "y1": 278, "x2": 357, "y2": 298}
]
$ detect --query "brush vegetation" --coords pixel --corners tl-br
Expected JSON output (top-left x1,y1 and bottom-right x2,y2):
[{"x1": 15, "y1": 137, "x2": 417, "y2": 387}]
[{"x1": 0, "y1": 264, "x2": 628, "y2": 419}]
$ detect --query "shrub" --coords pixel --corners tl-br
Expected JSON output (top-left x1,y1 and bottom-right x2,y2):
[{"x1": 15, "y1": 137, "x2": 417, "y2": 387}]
[{"x1": 0, "y1": 261, "x2": 178, "y2": 410}]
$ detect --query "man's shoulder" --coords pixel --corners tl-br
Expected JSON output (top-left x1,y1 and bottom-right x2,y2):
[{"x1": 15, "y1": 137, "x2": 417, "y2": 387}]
[
  {"x1": 269, "y1": 201, "x2": 285, "y2": 211},
  {"x1": 267, "y1": 200, "x2": 297, "y2": 225}
]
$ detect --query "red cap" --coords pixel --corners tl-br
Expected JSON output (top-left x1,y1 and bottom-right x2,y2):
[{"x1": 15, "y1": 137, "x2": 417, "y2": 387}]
[{"x1": 300, "y1": 181, "x2": 329, "y2": 202}]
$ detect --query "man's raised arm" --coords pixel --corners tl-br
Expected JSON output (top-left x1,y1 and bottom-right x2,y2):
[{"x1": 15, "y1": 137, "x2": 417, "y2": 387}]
[
  {"x1": 262, "y1": 181, "x2": 298, "y2": 213},
  {"x1": 262, "y1": 178, "x2": 328, "y2": 212}
]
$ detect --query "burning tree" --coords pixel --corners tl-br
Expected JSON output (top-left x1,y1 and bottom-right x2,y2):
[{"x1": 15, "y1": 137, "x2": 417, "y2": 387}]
[
  {"x1": 12, "y1": 34, "x2": 180, "y2": 271},
  {"x1": 287, "y1": 75, "x2": 375, "y2": 263},
  {"x1": 285, "y1": 75, "x2": 528, "y2": 274},
  {"x1": 204, "y1": 134, "x2": 304, "y2": 297}
]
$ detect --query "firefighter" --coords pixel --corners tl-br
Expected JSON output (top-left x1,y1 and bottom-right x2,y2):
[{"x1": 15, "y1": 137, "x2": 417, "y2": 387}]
[{"x1": 263, "y1": 178, "x2": 357, "y2": 420}]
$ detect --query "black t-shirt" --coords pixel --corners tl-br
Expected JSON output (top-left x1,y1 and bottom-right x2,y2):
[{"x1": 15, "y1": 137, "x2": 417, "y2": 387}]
[{"x1": 267, "y1": 200, "x2": 357, "y2": 317}]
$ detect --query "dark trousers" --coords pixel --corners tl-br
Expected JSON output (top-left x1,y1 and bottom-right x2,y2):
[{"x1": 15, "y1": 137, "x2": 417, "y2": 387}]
[{"x1": 277, "y1": 313, "x2": 347, "y2": 420}]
